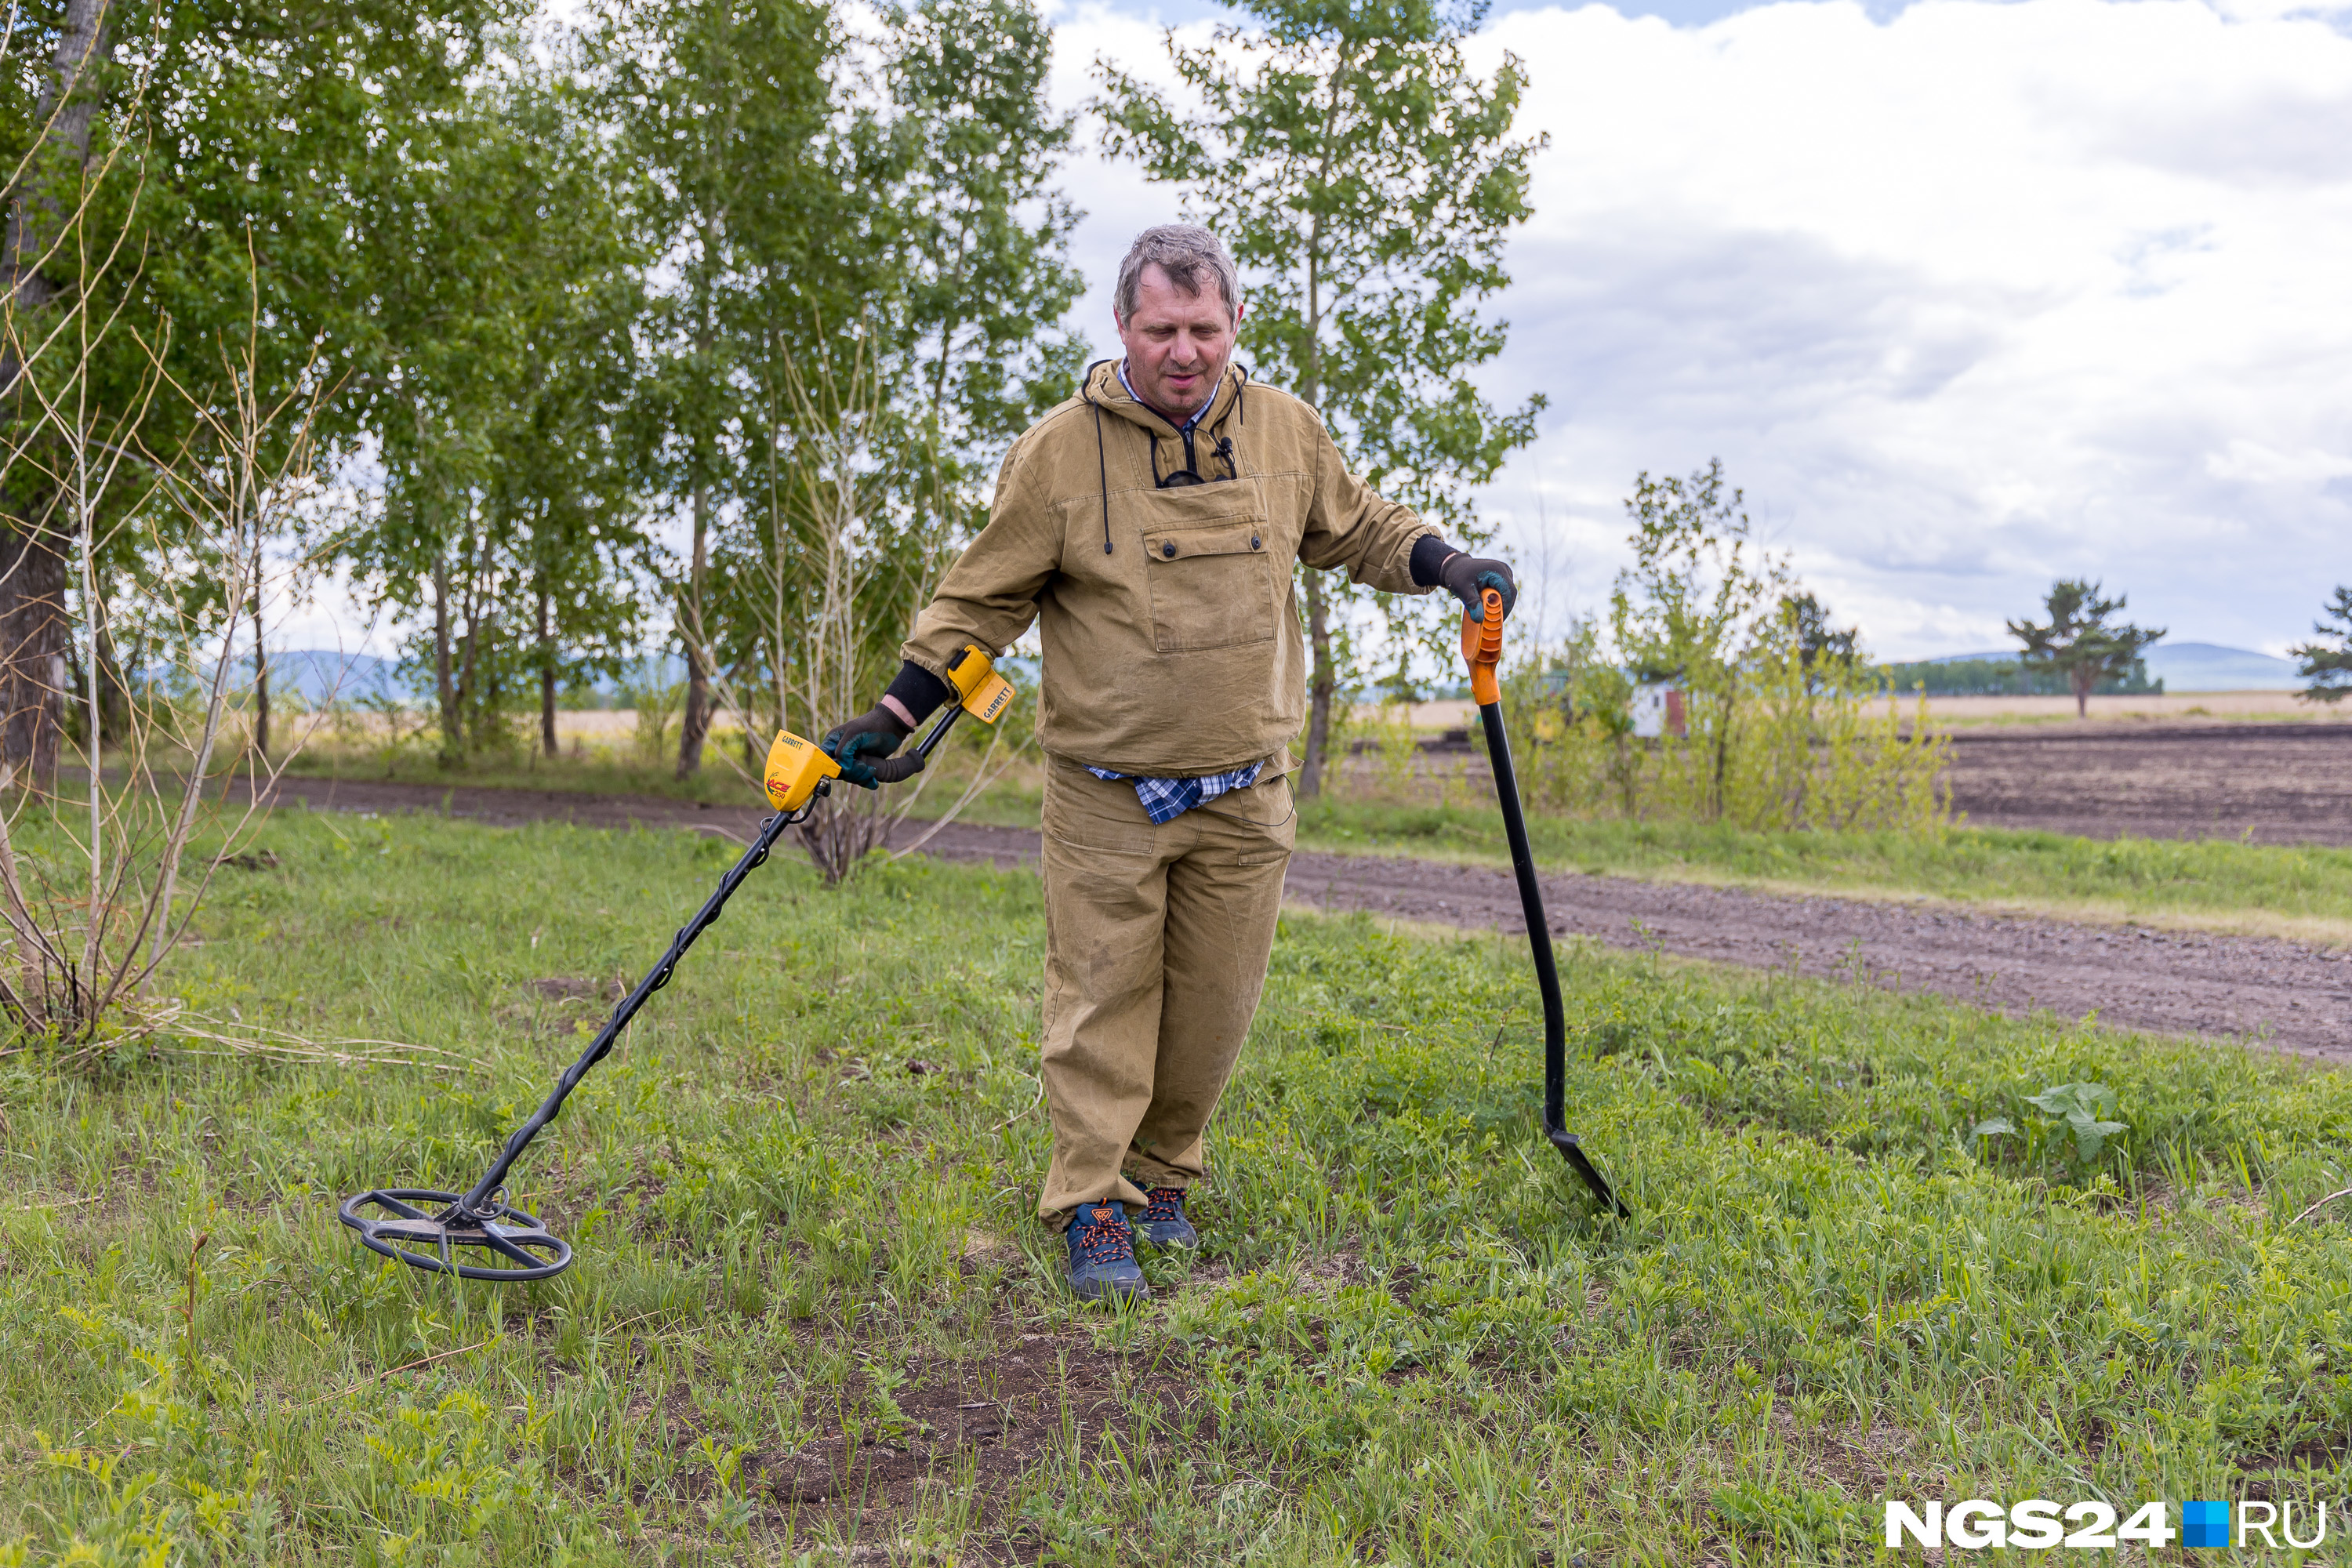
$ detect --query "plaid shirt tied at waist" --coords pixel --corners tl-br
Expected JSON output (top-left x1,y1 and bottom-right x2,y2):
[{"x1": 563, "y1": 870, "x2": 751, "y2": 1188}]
[{"x1": 1085, "y1": 760, "x2": 1266, "y2": 826}]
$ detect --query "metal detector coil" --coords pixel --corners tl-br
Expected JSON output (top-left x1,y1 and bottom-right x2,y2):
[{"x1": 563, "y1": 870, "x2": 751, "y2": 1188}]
[
  {"x1": 1463, "y1": 586, "x2": 1631, "y2": 1218},
  {"x1": 342, "y1": 769, "x2": 833, "y2": 1282},
  {"x1": 339, "y1": 1189, "x2": 572, "y2": 1280},
  {"x1": 343, "y1": 657, "x2": 1011, "y2": 1285}
]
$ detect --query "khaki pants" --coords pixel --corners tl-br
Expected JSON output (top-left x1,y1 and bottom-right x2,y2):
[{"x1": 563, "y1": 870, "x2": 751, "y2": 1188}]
[{"x1": 1035, "y1": 756, "x2": 1294, "y2": 1227}]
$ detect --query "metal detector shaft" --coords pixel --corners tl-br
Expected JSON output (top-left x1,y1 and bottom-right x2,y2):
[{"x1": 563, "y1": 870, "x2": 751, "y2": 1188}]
[
  {"x1": 457, "y1": 804, "x2": 805, "y2": 1213},
  {"x1": 1477, "y1": 700, "x2": 1629, "y2": 1217}
]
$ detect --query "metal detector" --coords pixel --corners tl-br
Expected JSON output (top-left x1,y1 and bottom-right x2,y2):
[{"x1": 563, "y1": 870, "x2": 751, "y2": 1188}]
[
  {"x1": 339, "y1": 648, "x2": 1013, "y2": 1282},
  {"x1": 1461, "y1": 587, "x2": 1631, "y2": 1218}
]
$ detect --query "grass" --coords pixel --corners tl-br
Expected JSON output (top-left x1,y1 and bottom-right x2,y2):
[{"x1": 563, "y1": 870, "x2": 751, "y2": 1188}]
[
  {"x1": 275, "y1": 732, "x2": 763, "y2": 804},
  {"x1": 274, "y1": 725, "x2": 1035, "y2": 818},
  {"x1": 3, "y1": 808, "x2": 2350, "y2": 1561},
  {"x1": 1294, "y1": 799, "x2": 2352, "y2": 946}
]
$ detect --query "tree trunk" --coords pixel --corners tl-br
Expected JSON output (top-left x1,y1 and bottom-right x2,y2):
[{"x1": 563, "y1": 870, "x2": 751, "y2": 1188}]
[
  {"x1": 250, "y1": 575, "x2": 269, "y2": 760},
  {"x1": 1293, "y1": 196, "x2": 1335, "y2": 802},
  {"x1": 1299, "y1": 572, "x2": 1335, "y2": 798},
  {"x1": 1712, "y1": 710, "x2": 1730, "y2": 822},
  {"x1": 2073, "y1": 666, "x2": 2091, "y2": 719},
  {"x1": 93, "y1": 612, "x2": 127, "y2": 746},
  {"x1": 433, "y1": 555, "x2": 459, "y2": 760},
  {"x1": 676, "y1": 482, "x2": 711, "y2": 779},
  {"x1": 0, "y1": 527, "x2": 68, "y2": 793},
  {"x1": 0, "y1": 0, "x2": 112, "y2": 796},
  {"x1": 537, "y1": 587, "x2": 557, "y2": 757}
]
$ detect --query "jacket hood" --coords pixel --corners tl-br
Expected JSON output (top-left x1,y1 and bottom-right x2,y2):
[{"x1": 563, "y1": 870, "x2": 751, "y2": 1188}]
[{"x1": 1083, "y1": 358, "x2": 1246, "y2": 437}]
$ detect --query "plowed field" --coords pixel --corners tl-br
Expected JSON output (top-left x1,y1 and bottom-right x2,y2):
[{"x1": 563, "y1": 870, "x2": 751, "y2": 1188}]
[{"x1": 1942, "y1": 721, "x2": 2352, "y2": 844}]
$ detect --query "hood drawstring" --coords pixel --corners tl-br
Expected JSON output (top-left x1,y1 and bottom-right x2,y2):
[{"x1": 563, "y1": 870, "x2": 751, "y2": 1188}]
[
  {"x1": 1089, "y1": 360, "x2": 1244, "y2": 522},
  {"x1": 1083, "y1": 359, "x2": 1114, "y2": 555}
]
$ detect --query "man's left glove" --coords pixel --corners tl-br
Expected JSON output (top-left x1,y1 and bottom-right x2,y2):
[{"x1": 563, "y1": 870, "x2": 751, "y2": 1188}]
[
  {"x1": 1439, "y1": 553, "x2": 1519, "y2": 622},
  {"x1": 819, "y1": 705, "x2": 912, "y2": 789}
]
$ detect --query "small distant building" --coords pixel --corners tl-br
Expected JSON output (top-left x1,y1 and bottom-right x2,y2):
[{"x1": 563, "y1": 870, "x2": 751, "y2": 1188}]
[{"x1": 1630, "y1": 682, "x2": 1686, "y2": 739}]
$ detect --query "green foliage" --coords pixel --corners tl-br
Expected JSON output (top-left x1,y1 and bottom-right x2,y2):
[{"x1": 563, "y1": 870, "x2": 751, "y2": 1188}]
[
  {"x1": 2, "y1": 0, "x2": 527, "y2": 786},
  {"x1": 2289, "y1": 584, "x2": 2352, "y2": 705},
  {"x1": 3, "y1": 811, "x2": 2350, "y2": 1557},
  {"x1": 1504, "y1": 463, "x2": 1948, "y2": 833},
  {"x1": 609, "y1": 0, "x2": 1083, "y2": 781},
  {"x1": 2024, "y1": 1080, "x2": 2131, "y2": 1163},
  {"x1": 2005, "y1": 578, "x2": 2168, "y2": 719},
  {"x1": 355, "y1": 61, "x2": 652, "y2": 763}
]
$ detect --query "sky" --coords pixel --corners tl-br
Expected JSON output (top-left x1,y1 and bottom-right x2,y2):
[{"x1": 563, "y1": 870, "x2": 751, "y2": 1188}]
[
  {"x1": 281, "y1": 0, "x2": 2352, "y2": 666},
  {"x1": 1045, "y1": 0, "x2": 2352, "y2": 659}
]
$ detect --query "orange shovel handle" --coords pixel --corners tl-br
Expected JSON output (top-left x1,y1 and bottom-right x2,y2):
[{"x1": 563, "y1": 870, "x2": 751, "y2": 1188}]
[{"x1": 1459, "y1": 586, "x2": 1505, "y2": 706}]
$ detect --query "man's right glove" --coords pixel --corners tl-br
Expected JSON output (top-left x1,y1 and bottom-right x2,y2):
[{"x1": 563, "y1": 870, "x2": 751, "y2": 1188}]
[
  {"x1": 819, "y1": 705, "x2": 911, "y2": 789},
  {"x1": 1439, "y1": 553, "x2": 1519, "y2": 622}
]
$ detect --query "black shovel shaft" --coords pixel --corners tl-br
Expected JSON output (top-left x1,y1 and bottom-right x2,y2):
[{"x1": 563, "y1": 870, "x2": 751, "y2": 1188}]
[
  {"x1": 459, "y1": 805, "x2": 801, "y2": 1212},
  {"x1": 1477, "y1": 702, "x2": 1566, "y2": 1127},
  {"x1": 1478, "y1": 700, "x2": 1630, "y2": 1218}
]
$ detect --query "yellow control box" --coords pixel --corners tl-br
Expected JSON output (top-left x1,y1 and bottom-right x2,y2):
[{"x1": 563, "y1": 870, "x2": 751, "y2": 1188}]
[
  {"x1": 946, "y1": 644, "x2": 1014, "y2": 724},
  {"x1": 763, "y1": 729, "x2": 840, "y2": 811}
]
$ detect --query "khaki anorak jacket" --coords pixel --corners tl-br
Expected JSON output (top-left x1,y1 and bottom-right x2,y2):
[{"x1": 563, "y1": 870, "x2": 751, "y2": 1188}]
[{"x1": 903, "y1": 361, "x2": 1436, "y2": 776}]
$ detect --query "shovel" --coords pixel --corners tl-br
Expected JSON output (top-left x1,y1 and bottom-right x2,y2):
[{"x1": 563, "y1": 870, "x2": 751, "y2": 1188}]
[{"x1": 1461, "y1": 586, "x2": 1629, "y2": 1217}]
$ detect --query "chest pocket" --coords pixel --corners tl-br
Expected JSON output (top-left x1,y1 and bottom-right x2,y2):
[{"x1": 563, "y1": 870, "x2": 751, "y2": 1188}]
[{"x1": 1139, "y1": 503, "x2": 1276, "y2": 654}]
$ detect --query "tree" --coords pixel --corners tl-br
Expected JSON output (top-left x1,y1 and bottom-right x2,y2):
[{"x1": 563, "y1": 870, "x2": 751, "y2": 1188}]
[
  {"x1": 599, "y1": 0, "x2": 840, "y2": 781},
  {"x1": 613, "y1": 0, "x2": 1081, "y2": 789},
  {"x1": 1609, "y1": 460, "x2": 1789, "y2": 819},
  {"x1": 2289, "y1": 586, "x2": 2352, "y2": 705},
  {"x1": 1784, "y1": 591, "x2": 1858, "y2": 678},
  {"x1": 2005, "y1": 579, "x2": 2165, "y2": 720},
  {"x1": 1095, "y1": 0, "x2": 1545, "y2": 797},
  {"x1": 889, "y1": 0, "x2": 1087, "y2": 452},
  {"x1": 353, "y1": 60, "x2": 648, "y2": 763},
  {"x1": 1, "y1": 0, "x2": 516, "y2": 789}
]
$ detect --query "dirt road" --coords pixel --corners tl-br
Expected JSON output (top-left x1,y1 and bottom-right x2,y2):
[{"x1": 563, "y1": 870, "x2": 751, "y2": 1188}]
[{"x1": 247, "y1": 775, "x2": 2352, "y2": 1059}]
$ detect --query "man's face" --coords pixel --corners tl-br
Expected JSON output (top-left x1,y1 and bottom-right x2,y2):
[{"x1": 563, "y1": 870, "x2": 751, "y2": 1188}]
[{"x1": 1115, "y1": 263, "x2": 1241, "y2": 419}]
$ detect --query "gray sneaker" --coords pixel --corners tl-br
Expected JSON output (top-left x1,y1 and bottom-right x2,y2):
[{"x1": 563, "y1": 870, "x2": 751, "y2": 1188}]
[
  {"x1": 1064, "y1": 1201, "x2": 1149, "y2": 1303},
  {"x1": 1134, "y1": 1186, "x2": 1199, "y2": 1250}
]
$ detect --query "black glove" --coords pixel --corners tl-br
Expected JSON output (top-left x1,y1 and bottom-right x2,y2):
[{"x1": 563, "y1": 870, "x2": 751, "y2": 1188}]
[
  {"x1": 819, "y1": 704, "x2": 911, "y2": 789},
  {"x1": 1439, "y1": 553, "x2": 1518, "y2": 622}
]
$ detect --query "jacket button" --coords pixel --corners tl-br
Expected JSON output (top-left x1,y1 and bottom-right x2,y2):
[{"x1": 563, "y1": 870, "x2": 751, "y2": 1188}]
[
  {"x1": 1161, "y1": 541, "x2": 1177, "y2": 557},
  {"x1": 1251, "y1": 535, "x2": 1261, "y2": 550}
]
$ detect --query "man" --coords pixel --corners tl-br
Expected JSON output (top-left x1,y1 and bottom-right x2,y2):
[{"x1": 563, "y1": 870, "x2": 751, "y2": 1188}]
[{"x1": 822, "y1": 224, "x2": 1513, "y2": 1303}]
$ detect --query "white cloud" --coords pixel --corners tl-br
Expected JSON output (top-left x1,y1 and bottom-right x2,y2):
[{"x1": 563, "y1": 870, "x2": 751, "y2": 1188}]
[{"x1": 1054, "y1": 0, "x2": 2352, "y2": 659}]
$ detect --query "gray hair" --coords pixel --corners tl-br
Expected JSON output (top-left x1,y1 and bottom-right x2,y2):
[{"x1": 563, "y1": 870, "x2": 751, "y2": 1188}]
[{"x1": 1114, "y1": 224, "x2": 1240, "y2": 323}]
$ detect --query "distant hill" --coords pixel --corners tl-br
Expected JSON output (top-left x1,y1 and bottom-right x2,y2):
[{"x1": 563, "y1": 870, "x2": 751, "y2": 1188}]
[
  {"x1": 2141, "y1": 642, "x2": 2301, "y2": 692},
  {"x1": 268, "y1": 649, "x2": 401, "y2": 704},
  {"x1": 257, "y1": 648, "x2": 693, "y2": 706},
  {"x1": 1913, "y1": 642, "x2": 2301, "y2": 693}
]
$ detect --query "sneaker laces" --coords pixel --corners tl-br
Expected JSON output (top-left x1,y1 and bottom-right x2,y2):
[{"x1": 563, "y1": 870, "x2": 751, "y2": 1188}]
[
  {"x1": 1141, "y1": 1187, "x2": 1185, "y2": 1223},
  {"x1": 1073, "y1": 1206, "x2": 1134, "y2": 1267}
]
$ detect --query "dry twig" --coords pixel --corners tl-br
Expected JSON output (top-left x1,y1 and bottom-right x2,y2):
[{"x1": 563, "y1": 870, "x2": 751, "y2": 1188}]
[{"x1": 2290, "y1": 1186, "x2": 2352, "y2": 1225}]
